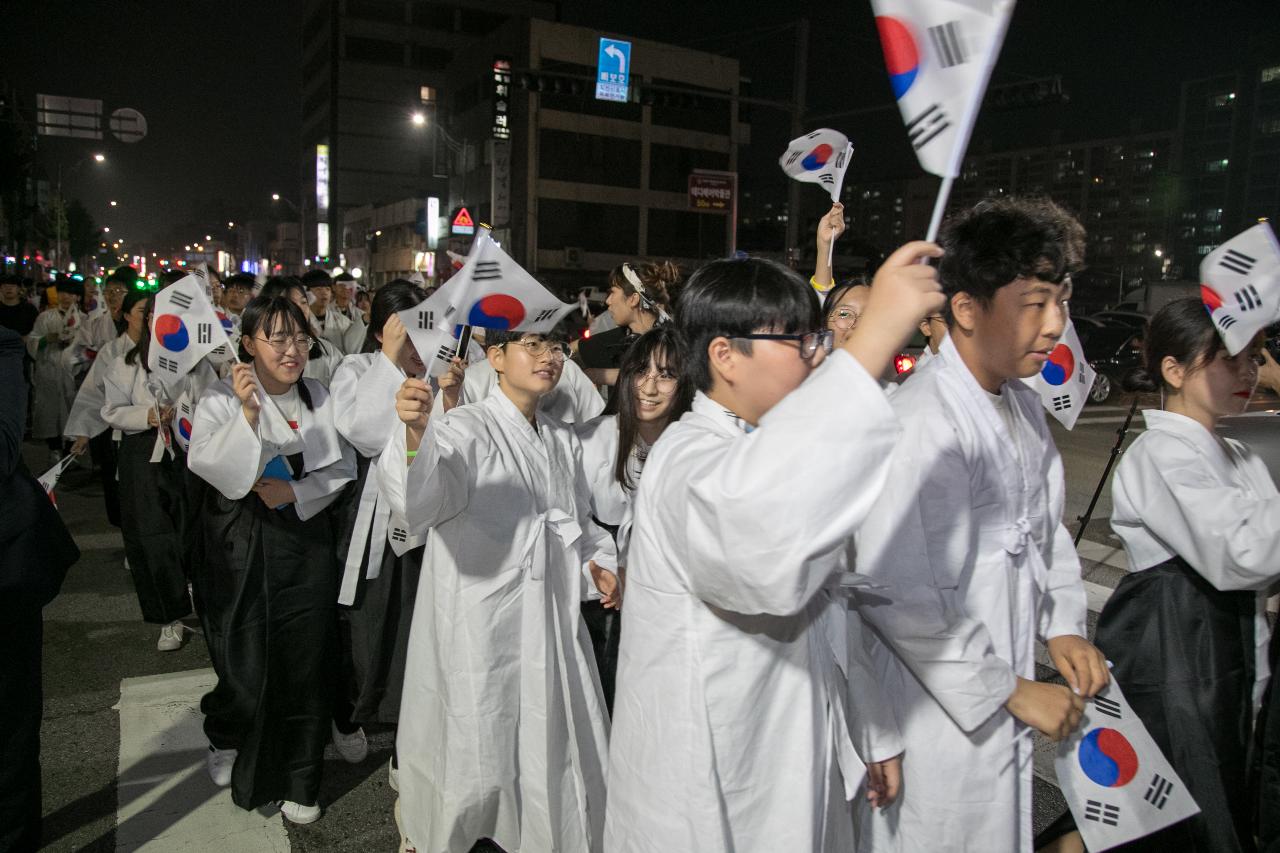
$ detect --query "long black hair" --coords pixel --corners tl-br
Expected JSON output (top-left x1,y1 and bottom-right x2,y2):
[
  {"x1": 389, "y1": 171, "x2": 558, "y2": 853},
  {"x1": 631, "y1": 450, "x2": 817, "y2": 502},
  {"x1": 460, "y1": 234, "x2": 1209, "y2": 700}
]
[
  {"x1": 1124, "y1": 297, "x2": 1227, "y2": 393},
  {"x1": 614, "y1": 326, "x2": 693, "y2": 490},
  {"x1": 238, "y1": 294, "x2": 315, "y2": 410},
  {"x1": 124, "y1": 293, "x2": 156, "y2": 368},
  {"x1": 362, "y1": 279, "x2": 427, "y2": 353}
]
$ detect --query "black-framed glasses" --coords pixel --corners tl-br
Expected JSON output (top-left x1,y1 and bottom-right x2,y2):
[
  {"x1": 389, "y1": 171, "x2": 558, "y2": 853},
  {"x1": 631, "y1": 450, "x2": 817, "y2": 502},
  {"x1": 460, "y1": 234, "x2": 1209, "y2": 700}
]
[{"x1": 730, "y1": 329, "x2": 834, "y2": 361}]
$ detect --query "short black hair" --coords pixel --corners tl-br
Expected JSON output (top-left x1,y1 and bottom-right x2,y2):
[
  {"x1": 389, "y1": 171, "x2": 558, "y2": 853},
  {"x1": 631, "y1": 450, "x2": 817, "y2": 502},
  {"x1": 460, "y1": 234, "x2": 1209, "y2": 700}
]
[
  {"x1": 259, "y1": 276, "x2": 305, "y2": 303},
  {"x1": 675, "y1": 257, "x2": 819, "y2": 392},
  {"x1": 161, "y1": 269, "x2": 187, "y2": 286},
  {"x1": 225, "y1": 273, "x2": 256, "y2": 291},
  {"x1": 1125, "y1": 297, "x2": 1227, "y2": 393},
  {"x1": 106, "y1": 265, "x2": 139, "y2": 287},
  {"x1": 363, "y1": 280, "x2": 427, "y2": 353},
  {"x1": 301, "y1": 269, "x2": 332, "y2": 289},
  {"x1": 485, "y1": 329, "x2": 557, "y2": 349},
  {"x1": 0, "y1": 274, "x2": 21, "y2": 287},
  {"x1": 938, "y1": 197, "x2": 1085, "y2": 321}
]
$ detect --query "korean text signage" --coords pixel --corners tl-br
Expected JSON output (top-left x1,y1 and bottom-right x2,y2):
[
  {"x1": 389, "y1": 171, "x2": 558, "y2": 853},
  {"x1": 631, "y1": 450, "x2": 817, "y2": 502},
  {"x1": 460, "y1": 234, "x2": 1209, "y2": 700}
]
[
  {"x1": 595, "y1": 38, "x2": 631, "y2": 103},
  {"x1": 688, "y1": 171, "x2": 736, "y2": 212},
  {"x1": 492, "y1": 56, "x2": 512, "y2": 140}
]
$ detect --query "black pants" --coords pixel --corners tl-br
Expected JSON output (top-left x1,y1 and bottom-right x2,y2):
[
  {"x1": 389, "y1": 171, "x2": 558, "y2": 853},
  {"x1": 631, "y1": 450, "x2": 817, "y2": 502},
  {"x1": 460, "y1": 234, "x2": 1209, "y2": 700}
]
[
  {"x1": 117, "y1": 431, "x2": 190, "y2": 624},
  {"x1": 89, "y1": 431, "x2": 120, "y2": 527},
  {"x1": 0, "y1": 603, "x2": 44, "y2": 853}
]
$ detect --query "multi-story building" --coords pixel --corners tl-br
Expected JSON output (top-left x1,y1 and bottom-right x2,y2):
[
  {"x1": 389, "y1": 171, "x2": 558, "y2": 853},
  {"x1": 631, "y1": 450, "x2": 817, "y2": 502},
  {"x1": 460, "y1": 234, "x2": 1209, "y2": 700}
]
[
  {"x1": 1173, "y1": 62, "x2": 1280, "y2": 274},
  {"x1": 437, "y1": 17, "x2": 748, "y2": 290},
  {"x1": 300, "y1": 0, "x2": 555, "y2": 263}
]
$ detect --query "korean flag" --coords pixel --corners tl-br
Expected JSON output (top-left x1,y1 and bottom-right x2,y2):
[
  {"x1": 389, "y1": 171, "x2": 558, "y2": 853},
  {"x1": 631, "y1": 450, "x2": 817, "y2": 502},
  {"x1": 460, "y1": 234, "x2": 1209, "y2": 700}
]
[{"x1": 1200, "y1": 222, "x2": 1280, "y2": 356}]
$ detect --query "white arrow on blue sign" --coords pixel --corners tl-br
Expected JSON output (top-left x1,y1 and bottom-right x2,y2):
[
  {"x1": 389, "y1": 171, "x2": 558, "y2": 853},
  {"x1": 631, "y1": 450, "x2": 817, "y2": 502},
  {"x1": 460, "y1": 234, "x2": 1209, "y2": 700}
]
[{"x1": 595, "y1": 37, "x2": 632, "y2": 103}]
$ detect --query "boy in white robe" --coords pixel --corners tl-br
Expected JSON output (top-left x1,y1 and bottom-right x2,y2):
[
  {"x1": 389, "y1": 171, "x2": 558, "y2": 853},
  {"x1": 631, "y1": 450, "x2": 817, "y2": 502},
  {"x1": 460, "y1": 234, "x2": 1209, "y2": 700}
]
[
  {"x1": 853, "y1": 197, "x2": 1108, "y2": 852},
  {"x1": 606, "y1": 247, "x2": 950, "y2": 853},
  {"x1": 379, "y1": 329, "x2": 620, "y2": 853}
]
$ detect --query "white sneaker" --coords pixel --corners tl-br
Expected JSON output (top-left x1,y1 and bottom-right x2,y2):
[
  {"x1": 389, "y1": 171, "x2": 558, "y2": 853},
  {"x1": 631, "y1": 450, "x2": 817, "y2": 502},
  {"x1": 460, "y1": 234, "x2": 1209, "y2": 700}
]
[
  {"x1": 279, "y1": 800, "x2": 321, "y2": 824},
  {"x1": 331, "y1": 721, "x2": 368, "y2": 763},
  {"x1": 156, "y1": 621, "x2": 186, "y2": 652},
  {"x1": 206, "y1": 746, "x2": 236, "y2": 787},
  {"x1": 389, "y1": 757, "x2": 399, "y2": 792}
]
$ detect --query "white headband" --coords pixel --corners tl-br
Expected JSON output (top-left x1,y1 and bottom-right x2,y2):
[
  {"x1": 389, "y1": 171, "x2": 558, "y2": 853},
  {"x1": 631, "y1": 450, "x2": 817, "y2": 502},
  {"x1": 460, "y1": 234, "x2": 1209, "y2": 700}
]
[{"x1": 621, "y1": 263, "x2": 671, "y2": 323}]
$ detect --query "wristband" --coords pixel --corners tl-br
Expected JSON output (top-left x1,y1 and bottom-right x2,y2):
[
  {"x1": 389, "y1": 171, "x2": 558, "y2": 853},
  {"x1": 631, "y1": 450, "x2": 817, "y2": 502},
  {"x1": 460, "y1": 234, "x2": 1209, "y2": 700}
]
[
  {"x1": 405, "y1": 450, "x2": 418, "y2": 459},
  {"x1": 809, "y1": 275, "x2": 835, "y2": 294}
]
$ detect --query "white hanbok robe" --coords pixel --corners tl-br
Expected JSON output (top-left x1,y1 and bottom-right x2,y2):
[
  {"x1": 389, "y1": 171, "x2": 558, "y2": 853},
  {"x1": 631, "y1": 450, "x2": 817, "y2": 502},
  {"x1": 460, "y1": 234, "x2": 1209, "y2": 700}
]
[
  {"x1": 64, "y1": 332, "x2": 133, "y2": 440},
  {"x1": 27, "y1": 306, "x2": 84, "y2": 439},
  {"x1": 462, "y1": 357, "x2": 604, "y2": 424},
  {"x1": 303, "y1": 336, "x2": 344, "y2": 387},
  {"x1": 604, "y1": 350, "x2": 904, "y2": 853},
  {"x1": 1111, "y1": 408, "x2": 1280, "y2": 705},
  {"x1": 377, "y1": 385, "x2": 616, "y2": 853},
  {"x1": 336, "y1": 303, "x2": 367, "y2": 354},
  {"x1": 65, "y1": 309, "x2": 118, "y2": 378},
  {"x1": 314, "y1": 306, "x2": 356, "y2": 355},
  {"x1": 329, "y1": 351, "x2": 423, "y2": 605},
  {"x1": 853, "y1": 335, "x2": 1086, "y2": 853},
  {"x1": 574, "y1": 414, "x2": 641, "y2": 561}
]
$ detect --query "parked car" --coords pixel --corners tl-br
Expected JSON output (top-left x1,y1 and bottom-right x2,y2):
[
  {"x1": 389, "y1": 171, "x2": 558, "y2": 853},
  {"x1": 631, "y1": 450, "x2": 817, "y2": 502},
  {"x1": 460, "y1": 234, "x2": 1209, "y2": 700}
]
[
  {"x1": 1077, "y1": 317, "x2": 1144, "y2": 403},
  {"x1": 1089, "y1": 310, "x2": 1149, "y2": 333}
]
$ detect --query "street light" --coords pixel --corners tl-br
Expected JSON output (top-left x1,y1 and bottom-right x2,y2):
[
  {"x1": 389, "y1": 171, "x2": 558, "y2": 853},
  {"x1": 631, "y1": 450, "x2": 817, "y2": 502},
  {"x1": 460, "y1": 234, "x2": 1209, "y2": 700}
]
[
  {"x1": 93, "y1": 153, "x2": 106, "y2": 163},
  {"x1": 411, "y1": 111, "x2": 426, "y2": 126},
  {"x1": 272, "y1": 193, "x2": 281, "y2": 201},
  {"x1": 110, "y1": 200, "x2": 118, "y2": 207}
]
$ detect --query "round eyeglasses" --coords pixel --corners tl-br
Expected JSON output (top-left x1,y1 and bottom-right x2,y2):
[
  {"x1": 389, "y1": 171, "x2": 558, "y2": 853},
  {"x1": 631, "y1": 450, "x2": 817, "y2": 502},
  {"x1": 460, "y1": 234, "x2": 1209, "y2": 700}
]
[{"x1": 730, "y1": 329, "x2": 834, "y2": 361}]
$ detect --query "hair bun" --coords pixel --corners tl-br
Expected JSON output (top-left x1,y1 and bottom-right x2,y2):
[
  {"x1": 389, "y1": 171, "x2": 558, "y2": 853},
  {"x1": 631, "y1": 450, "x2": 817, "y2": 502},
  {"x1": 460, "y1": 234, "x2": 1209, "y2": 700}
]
[{"x1": 1121, "y1": 367, "x2": 1158, "y2": 394}]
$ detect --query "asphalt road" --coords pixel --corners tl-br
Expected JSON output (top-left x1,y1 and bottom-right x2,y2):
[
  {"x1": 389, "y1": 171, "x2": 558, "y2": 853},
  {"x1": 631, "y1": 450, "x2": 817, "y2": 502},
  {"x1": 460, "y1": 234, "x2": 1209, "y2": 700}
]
[{"x1": 26, "y1": 389, "x2": 1280, "y2": 852}]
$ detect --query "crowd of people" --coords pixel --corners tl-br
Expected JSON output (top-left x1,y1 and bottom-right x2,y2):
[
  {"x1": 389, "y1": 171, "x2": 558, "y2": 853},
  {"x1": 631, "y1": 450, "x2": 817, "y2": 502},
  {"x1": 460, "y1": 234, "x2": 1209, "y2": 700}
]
[{"x1": 1, "y1": 194, "x2": 1277, "y2": 853}]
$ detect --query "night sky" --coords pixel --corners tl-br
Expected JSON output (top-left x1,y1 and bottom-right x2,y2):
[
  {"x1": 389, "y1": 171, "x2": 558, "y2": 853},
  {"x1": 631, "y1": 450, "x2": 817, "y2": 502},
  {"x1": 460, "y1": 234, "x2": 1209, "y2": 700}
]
[{"x1": 5, "y1": 0, "x2": 1278, "y2": 249}]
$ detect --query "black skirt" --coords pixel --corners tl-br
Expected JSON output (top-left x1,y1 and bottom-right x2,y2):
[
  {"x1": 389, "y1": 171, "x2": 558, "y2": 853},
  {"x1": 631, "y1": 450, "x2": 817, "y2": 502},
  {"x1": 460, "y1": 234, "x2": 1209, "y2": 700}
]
[
  {"x1": 331, "y1": 455, "x2": 423, "y2": 724},
  {"x1": 116, "y1": 430, "x2": 191, "y2": 624},
  {"x1": 193, "y1": 478, "x2": 338, "y2": 810},
  {"x1": 1093, "y1": 556, "x2": 1258, "y2": 853}
]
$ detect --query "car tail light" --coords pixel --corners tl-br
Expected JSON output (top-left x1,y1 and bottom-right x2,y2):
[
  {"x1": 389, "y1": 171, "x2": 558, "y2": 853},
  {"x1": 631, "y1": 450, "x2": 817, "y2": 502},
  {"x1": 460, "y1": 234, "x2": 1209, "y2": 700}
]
[{"x1": 894, "y1": 354, "x2": 916, "y2": 374}]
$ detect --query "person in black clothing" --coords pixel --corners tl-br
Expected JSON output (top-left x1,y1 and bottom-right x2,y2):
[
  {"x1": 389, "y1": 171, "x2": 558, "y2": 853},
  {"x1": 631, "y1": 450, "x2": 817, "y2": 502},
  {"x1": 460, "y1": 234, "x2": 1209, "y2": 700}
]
[
  {"x1": 0, "y1": 274, "x2": 38, "y2": 339},
  {"x1": 0, "y1": 326, "x2": 79, "y2": 852},
  {"x1": 576, "y1": 261, "x2": 680, "y2": 387}
]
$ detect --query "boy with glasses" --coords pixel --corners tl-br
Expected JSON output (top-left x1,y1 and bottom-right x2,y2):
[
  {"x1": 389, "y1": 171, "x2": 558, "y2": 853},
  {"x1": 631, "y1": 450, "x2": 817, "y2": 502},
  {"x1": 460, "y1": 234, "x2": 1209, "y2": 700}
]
[{"x1": 379, "y1": 329, "x2": 620, "y2": 853}]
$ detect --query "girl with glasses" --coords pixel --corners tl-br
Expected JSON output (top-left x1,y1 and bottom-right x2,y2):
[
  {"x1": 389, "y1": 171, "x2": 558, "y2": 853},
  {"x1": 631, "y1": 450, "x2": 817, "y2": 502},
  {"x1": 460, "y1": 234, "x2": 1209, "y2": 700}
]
[
  {"x1": 575, "y1": 327, "x2": 694, "y2": 713},
  {"x1": 379, "y1": 329, "x2": 619, "y2": 853},
  {"x1": 187, "y1": 295, "x2": 356, "y2": 825},
  {"x1": 257, "y1": 277, "x2": 345, "y2": 387},
  {"x1": 100, "y1": 292, "x2": 215, "y2": 653}
]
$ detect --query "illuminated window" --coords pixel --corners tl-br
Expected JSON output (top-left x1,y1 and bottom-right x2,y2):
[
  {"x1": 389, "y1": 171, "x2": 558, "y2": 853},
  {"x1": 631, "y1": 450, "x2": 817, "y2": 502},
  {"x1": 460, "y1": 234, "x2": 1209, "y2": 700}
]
[{"x1": 1261, "y1": 66, "x2": 1280, "y2": 84}]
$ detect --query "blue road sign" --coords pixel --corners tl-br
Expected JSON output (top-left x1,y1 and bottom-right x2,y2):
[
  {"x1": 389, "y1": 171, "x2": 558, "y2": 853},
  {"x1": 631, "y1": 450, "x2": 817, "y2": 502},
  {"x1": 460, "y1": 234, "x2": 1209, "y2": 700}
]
[{"x1": 595, "y1": 37, "x2": 631, "y2": 103}]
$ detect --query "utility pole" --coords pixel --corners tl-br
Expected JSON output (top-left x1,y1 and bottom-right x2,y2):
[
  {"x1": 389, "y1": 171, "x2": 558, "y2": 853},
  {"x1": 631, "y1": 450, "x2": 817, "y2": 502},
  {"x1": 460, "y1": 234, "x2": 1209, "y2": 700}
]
[{"x1": 784, "y1": 18, "x2": 809, "y2": 266}]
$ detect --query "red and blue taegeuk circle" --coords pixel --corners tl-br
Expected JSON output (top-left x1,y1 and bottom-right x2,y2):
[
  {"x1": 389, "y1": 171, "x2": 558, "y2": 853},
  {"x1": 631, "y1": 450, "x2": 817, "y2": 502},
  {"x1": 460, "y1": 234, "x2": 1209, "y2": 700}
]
[
  {"x1": 1201, "y1": 283, "x2": 1224, "y2": 314},
  {"x1": 154, "y1": 314, "x2": 189, "y2": 352},
  {"x1": 467, "y1": 294, "x2": 526, "y2": 330},
  {"x1": 876, "y1": 16, "x2": 919, "y2": 99},
  {"x1": 1040, "y1": 343, "x2": 1075, "y2": 386},
  {"x1": 801, "y1": 143, "x2": 834, "y2": 171},
  {"x1": 178, "y1": 418, "x2": 193, "y2": 441},
  {"x1": 1078, "y1": 727, "x2": 1139, "y2": 787},
  {"x1": 216, "y1": 310, "x2": 235, "y2": 333}
]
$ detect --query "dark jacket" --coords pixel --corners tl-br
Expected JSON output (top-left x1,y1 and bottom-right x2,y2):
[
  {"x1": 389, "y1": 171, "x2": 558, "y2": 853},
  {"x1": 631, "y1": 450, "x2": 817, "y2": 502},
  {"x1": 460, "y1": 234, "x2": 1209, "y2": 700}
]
[{"x1": 0, "y1": 327, "x2": 77, "y2": 607}]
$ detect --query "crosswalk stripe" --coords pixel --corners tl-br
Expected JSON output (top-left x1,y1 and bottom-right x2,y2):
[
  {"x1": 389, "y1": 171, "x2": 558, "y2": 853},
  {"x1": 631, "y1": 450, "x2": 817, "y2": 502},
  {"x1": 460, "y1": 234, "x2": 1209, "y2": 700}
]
[
  {"x1": 115, "y1": 668, "x2": 289, "y2": 852},
  {"x1": 1076, "y1": 538, "x2": 1128, "y2": 572},
  {"x1": 1072, "y1": 416, "x2": 1145, "y2": 427}
]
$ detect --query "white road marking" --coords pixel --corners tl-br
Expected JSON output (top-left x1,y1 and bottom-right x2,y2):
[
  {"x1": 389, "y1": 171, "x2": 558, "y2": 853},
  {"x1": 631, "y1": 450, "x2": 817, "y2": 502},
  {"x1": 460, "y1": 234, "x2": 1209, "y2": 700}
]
[
  {"x1": 1076, "y1": 538, "x2": 1129, "y2": 572},
  {"x1": 1072, "y1": 416, "x2": 1145, "y2": 427},
  {"x1": 114, "y1": 668, "x2": 290, "y2": 852}
]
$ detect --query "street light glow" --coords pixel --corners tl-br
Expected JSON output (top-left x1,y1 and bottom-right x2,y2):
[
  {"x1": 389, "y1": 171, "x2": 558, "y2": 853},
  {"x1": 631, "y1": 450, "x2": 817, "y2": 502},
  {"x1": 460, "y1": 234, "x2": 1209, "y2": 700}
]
[
  {"x1": 103, "y1": 227, "x2": 111, "y2": 233},
  {"x1": 227, "y1": 221, "x2": 235, "y2": 228},
  {"x1": 110, "y1": 200, "x2": 118, "y2": 206},
  {"x1": 411, "y1": 111, "x2": 426, "y2": 126},
  {"x1": 93, "y1": 153, "x2": 106, "y2": 163},
  {"x1": 272, "y1": 193, "x2": 281, "y2": 201}
]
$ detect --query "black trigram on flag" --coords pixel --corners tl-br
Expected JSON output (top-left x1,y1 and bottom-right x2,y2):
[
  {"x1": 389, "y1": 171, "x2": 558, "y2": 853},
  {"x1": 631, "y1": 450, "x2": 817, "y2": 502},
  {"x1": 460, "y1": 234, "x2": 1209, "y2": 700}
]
[
  {"x1": 417, "y1": 310, "x2": 435, "y2": 330},
  {"x1": 533, "y1": 308, "x2": 557, "y2": 323},
  {"x1": 157, "y1": 355, "x2": 179, "y2": 374},
  {"x1": 1093, "y1": 695, "x2": 1122, "y2": 719},
  {"x1": 169, "y1": 290, "x2": 193, "y2": 310},
  {"x1": 1052, "y1": 394, "x2": 1073, "y2": 412},
  {"x1": 928, "y1": 21, "x2": 968, "y2": 68},
  {"x1": 906, "y1": 104, "x2": 951, "y2": 151},
  {"x1": 783, "y1": 149, "x2": 804, "y2": 168},
  {"x1": 390, "y1": 527, "x2": 408, "y2": 543},
  {"x1": 196, "y1": 323, "x2": 212, "y2": 344},
  {"x1": 1084, "y1": 800, "x2": 1121, "y2": 826},
  {"x1": 1217, "y1": 313, "x2": 1238, "y2": 330},
  {"x1": 1234, "y1": 284, "x2": 1262, "y2": 311},
  {"x1": 1144, "y1": 774, "x2": 1174, "y2": 809},
  {"x1": 435, "y1": 344, "x2": 456, "y2": 362},
  {"x1": 473, "y1": 260, "x2": 502, "y2": 281},
  {"x1": 1218, "y1": 248, "x2": 1257, "y2": 276},
  {"x1": 818, "y1": 173, "x2": 836, "y2": 187}
]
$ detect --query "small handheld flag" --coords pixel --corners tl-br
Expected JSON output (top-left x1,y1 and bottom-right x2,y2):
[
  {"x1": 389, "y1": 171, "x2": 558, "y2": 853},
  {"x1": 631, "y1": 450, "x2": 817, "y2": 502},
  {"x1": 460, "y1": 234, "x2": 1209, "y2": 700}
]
[
  {"x1": 1054, "y1": 678, "x2": 1199, "y2": 851},
  {"x1": 870, "y1": 0, "x2": 1016, "y2": 238},
  {"x1": 1200, "y1": 222, "x2": 1280, "y2": 356},
  {"x1": 778, "y1": 129, "x2": 853, "y2": 203},
  {"x1": 398, "y1": 230, "x2": 576, "y2": 377},
  {"x1": 1020, "y1": 319, "x2": 1095, "y2": 430},
  {"x1": 37, "y1": 454, "x2": 78, "y2": 508},
  {"x1": 148, "y1": 273, "x2": 236, "y2": 394}
]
